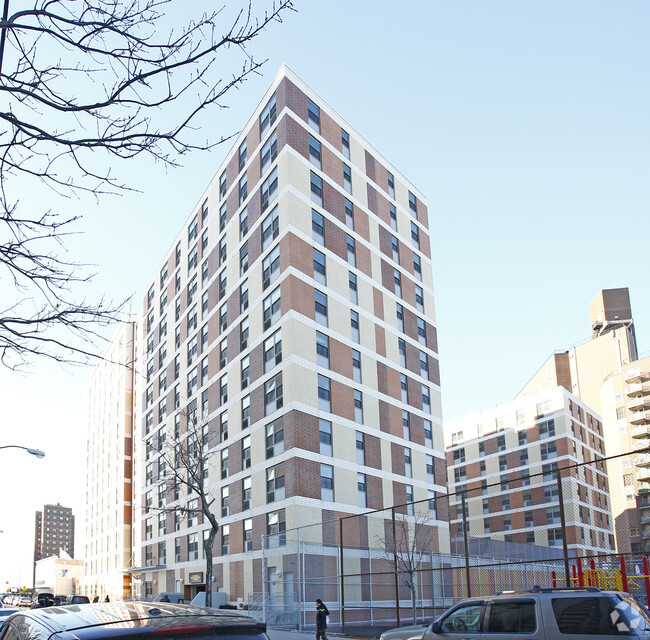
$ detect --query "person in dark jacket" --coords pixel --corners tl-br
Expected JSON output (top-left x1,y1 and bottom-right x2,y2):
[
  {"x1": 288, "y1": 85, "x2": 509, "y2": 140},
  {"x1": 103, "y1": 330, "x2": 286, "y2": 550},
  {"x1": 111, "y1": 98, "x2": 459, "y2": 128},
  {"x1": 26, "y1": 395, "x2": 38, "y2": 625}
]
[{"x1": 315, "y1": 599, "x2": 329, "y2": 640}]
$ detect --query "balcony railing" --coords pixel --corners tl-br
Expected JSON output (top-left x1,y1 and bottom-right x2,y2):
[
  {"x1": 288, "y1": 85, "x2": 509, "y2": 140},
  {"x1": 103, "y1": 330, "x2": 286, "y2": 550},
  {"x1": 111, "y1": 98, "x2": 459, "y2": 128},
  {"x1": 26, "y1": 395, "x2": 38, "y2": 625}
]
[
  {"x1": 626, "y1": 366, "x2": 642, "y2": 384},
  {"x1": 627, "y1": 383, "x2": 644, "y2": 397}
]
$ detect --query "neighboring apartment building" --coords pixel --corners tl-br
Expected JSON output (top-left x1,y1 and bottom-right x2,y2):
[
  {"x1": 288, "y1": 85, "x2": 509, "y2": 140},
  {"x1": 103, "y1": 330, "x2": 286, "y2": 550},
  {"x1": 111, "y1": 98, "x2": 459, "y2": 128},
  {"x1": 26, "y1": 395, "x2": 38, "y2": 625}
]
[
  {"x1": 33, "y1": 503, "x2": 75, "y2": 583},
  {"x1": 446, "y1": 387, "x2": 615, "y2": 554},
  {"x1": 519, "y1": 288, "x2": 648, "y2": 553},
  {"x1": 83, "y1": 321, "x2": 135, "y2": 601},
  {"x1": 125, "y1": 65, "x2": 445, "y2": 603}
]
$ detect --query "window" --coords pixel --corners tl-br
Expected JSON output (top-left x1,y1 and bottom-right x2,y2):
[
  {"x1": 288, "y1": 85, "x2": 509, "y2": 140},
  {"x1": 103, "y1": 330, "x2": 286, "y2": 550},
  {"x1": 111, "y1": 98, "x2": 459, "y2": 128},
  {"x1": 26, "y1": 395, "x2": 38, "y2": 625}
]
[
  {"x1": 239, "y1": 207, "x2": 248, "y2": 239},
  {"x1": 219, "y1": 171, "x2": 227, "y2": 200},
  {"x1": 390, "y1": 203, "x2": 397, "y2": 230},
  {"x1": 355, "y1": 430, "x2": 366, "y2": 465},
  {"x1": 242, "y1": 435, "x2": 251, "y2": 469},
  {"x1": 221, "y1": 525, "x2": 229, "y2": 555},
  {"x1": 240, "y1": 279, "x2": 248, "y2": 312},
  {"x1": 541, "y1": 441, "x2": 557, "y2": 460},
  {"x1": 221, "y1": 486, "x2": 229, "y2": 517},
  {"x1": 218, "y1": 269, "x2": 226, "y2": 299},
  {"x1": 413, "y1": 254, "x2": 422, "y2": 281},
  {"x1": 318, "y1": 418, "x2": 333, "y2": 456},
  {"x1": 417, "y1": 317, "x2": 427, "y2": 345},
  {"x1": 307, "y1": 98, "x2": 320, "y2": 132},
  {"x1": 175, "y1": 270, "x2": 181, "y2": 294},
  {"x1": 239, "y1": 173, "x2": 248, "y2": 206},
  {"x1": 266, "y1": 418, "x2": 284, "y2": 459},
  {"x1": 415, "y1": 285, "x2": 424, "y2": 312},
  {"x1": 312, "y1": 209, "x2": 324, "y2": 244},
  {"x1": 408, "y1": 191, "x2": 418, "y2": 218},
  {"x1": 420, "y1": 352, "x2": 429, "y2": 380},
  {"x1": 352, "y1": 350, "x2": 362, "y2": 383},
  {"x1": 263, "y1": 245, "x2": 281, "y2": 289},
  {"x1": 220, "y1": 374, "x2": 228, "y2": 404},
  {"x1": 267, "y1": 464, "x2": 285, "y2": 503},
  {"x1": 264, "y1": 373, "x2": 283, "y2": 414},
  {"x1": 187, "y1": 366, "x2": 198, "y2": 397},
  {"x1": 344, "y1": 198, "x2": 354, "y2": 230},
  {"x1": 262, "y1": 206, "x2": 279, "y2": 250},
  {"x1": 358, "y1": 473, "x2": 367, "y2": 507},
  {"x1": 401, "y1": 374, "x2": 409, "y2": 403},
  {"x1": 309, "y1": 134, "x2": 321, "y2": 169},
  {"x1": 220, "y1": 448, "x2": 228, "y2": 479},
  {"x1": 263, "y1": 287, "x2": 281, "y2": 329},
  {"x1": 264, "y1": 330, "x2": 282, "y2": 372},
  {"x1": 201, "y1": 291, "x2": 208, "y2": 318},
  {"x1": 261, "y1": 167, "x2": 278, "y2": 212},
  {"x1": 241, "y1": 395, "x2": 250, "y2": 429},
  {"x1": 219, "y1": 304, "x2": 227, "y2": 332},
  {"x1": 411, "y1": 222, "x2": 420, "y2": 249},
  {"x1": 160, "y1": 263, "x2": 168, "y2": 287},
  {"x1": 406, "y1": 485, "x2": 414, "y2": 515},
  {"x1": 261, "y1": 131, "x2": 277, "y2": 173},
  {"x1": 260, "y1": 94, "x2": 276, "y2": 137},
  {"x1": 240, "y1": 242, "x2": 249, "y2": 275},
  {"x1": 238, "y1": 139, "x2": 247, "y2": 171},
  {"x1": 241, "y1": 355, "x2": 250, "y2": 389},
  {"x1": 402, "y1": 410, "x2": 411, "y2": 440},
  {"x1": 499, "y1": 454, "x2": 508, "y2": 471},
  {"x1": 242, "y1": 478, "x2": 252, "y2": 511},
  {"x1": 318, "y1": 375, "x2": 331, "y2": 411},
  {"x1": 218, "y1": 236, "x2": 227, "y2": 266},
  {"x1": 240, "y1": 317, "x2": 249, "y2": 350},
  {"x1": 354, "y1": 390, "x2": 364, "y2": 423},
  {"x1": 321, "y1": 464, "x2": 334, "y2": 501},
  {"x1": 422, "y1": 385, "x2": 431, "y2": 414},
  {"x1": 424, "y1": 420, "x2": 433, "y2": 448},
  {"x1": 520, "y1": 449, "x2": 529, "y2": 466},
  {"x1": 349, "y1": 272, "x2": 358, "y2": 304},
  {"x1": 387, "y1": 171, "x2": 395, "y2": 198},
  {"x1": 398, "y1": 338, "x2": 407, "y2": 367},
  {"x1": 404, "y1": 447, "x2": 412, "y2": 477},
  {"x1": 426, "y1": 454, "x2": 435, "y2": 483},
  {"x1": 313, "y1": 248, "x2": 326, "y2": 284},
  {"x1": 394, "y1": 269, "x2": 402, "y2": 297},
  {"x1": 316, "y1": 331, "x2": 329, "y2": 367},
  {"x1": 310, "y1": 172, "x2": 323, "y2": 206},
  {"x1": 347, "y1": 234, "x2": 356, "y2": 266},
  {"x1": 315, "y1": 290, "x2": 328, "y2": 326},
  {"x1": 341, "y1": 128, "x2": 350, "y2": 159},
  {"x1": 396, "y1": 303, "x2": 404, "y2": 331},
  {"x1": 343, "y1": 163, "x2": 352, "y2": 193},
  {"x1": 188, "y1": 215, "x2": 198, "y2": 244},
  {"x1": 219, "y1": 202, "x2": 227, "y2": 232},
  {"x1": 188, "y1": 532, "x2": 199, "y2": 560},
  {"x1": 351, "y1": 310, "x2": 360, "y2": 342},
  {"x1": 539, "y1": 419, "x2": 556, "y2": 439},
  {"x1": 391, "y1": 235, "x2": 400, "y2": 263},
  {"x1": 220, "y1": 412, "x2": 228, "y2": 442},
  {"x1": 267, "y1": 509, "x2": 286, "y2": 547},
  {"x1": 219, "y1": 338, "x2": 228, "y2": 369},
  {"x1": 547, "y1": 528, "x2": 563, "y2": 547}
]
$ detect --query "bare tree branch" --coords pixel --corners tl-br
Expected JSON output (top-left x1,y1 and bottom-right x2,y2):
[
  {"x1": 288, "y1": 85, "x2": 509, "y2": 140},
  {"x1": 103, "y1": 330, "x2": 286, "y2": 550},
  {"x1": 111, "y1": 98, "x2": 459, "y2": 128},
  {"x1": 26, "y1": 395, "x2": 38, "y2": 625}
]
[{"x1": 0, "y1": 0, "x2": 294, "y2": 368}]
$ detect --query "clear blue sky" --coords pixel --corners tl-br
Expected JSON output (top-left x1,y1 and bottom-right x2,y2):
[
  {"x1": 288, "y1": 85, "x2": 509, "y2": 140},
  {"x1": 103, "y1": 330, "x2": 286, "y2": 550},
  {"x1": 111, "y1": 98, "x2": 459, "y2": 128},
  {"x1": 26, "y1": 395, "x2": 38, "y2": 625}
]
[{"x1": 1, "y1": 0, "x2": 648, "y2": 586}]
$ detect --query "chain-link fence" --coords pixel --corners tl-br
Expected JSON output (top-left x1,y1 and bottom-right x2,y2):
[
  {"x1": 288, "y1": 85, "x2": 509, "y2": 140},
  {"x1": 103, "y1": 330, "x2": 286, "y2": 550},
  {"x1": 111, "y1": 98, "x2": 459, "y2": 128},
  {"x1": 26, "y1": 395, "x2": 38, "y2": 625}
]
[{"x1": 251, "y1": 450, "x2": 650, "y2": 633}]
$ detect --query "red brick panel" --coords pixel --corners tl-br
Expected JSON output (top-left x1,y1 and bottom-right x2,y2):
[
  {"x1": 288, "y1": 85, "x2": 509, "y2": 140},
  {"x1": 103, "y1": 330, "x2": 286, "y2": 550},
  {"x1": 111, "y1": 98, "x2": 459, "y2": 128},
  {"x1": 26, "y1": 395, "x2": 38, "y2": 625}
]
[
  {"x1": 365, "y1": 150, "x2": 376, "y2": 182},
  {"x1": 320, "y1": 109, "x2": 341, "y2": 153},
  {"x1": 367, "y1": 183, "x2": 378, "y2": 214},
  {"x1": 283, "y1": 115, "x2": 309, "y2": 161},
  {"x1": 284, "y1": 274, "x2": 314, "y2": 321},
  {"x1": 378, "y1": 226, "x2": 393, "y2": 258},
  {"x1": 321, "y1": 147, "x2": 343, "y2": 190},
  {"x1": 365, "y1": 433, "x2": 382, "y2": 470},
  {"x1": 332, "y1": 379, "x2": 354, "y2": 422},
  {"x1": 286, "y1": 410, "x2": 319, "y2": 454},
  {"x1": 330, "y1": 338, "x2": 353, "y2": 379},
  {"x1": 366, "y1": 474, "x2": 384, "y2": 510},
  {"x1": 375, "y1": 324, "x2": 386, "y2": 358}
]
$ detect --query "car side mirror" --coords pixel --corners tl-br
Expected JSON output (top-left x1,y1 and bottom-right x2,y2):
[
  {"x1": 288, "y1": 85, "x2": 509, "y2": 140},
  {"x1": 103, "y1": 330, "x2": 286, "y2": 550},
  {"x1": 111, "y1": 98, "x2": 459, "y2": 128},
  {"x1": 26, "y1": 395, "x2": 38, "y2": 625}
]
[{"x1": 430, "y1": 621, "x2": 442, "y2": 634}]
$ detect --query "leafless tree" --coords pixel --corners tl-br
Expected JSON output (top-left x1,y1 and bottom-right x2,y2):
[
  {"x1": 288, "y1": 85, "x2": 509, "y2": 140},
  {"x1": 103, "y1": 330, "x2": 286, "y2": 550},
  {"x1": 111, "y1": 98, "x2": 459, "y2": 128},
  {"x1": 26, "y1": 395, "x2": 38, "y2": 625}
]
[
  {"x1": 0, "y1": 0, "x2": 293, "y2": 368},
  {"x1": 377, "y1": 510, "x2": 435, "y2": 625},
  {"x1": 153, "y1": 405, "x2": 220, "y2": 606}
]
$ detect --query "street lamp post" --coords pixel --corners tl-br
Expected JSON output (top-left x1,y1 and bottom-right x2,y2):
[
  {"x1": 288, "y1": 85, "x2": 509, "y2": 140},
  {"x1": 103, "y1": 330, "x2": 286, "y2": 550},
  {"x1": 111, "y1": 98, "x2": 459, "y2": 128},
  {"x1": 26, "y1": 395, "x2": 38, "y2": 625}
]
[{"x1": 0, "y1": 445, "x2": 45, "y2": 458}]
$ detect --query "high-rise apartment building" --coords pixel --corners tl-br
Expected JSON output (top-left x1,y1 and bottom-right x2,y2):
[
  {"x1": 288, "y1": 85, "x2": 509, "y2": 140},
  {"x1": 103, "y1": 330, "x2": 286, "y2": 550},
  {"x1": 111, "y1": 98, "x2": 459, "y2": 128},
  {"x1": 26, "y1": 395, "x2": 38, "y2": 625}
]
[
  {"x1": 33, "y1": 503, "x2": 75, "y2": 582},
  {"x1": 518, "y1": 288, "x2": 648, "y2": 553},
  {"x1": 126, "y1": 65, "x2": 445, "y2": 602},
  {"x1": 445, "y1": 386, "x2": 615, "y2": 554},
  {"x1": 83, "y1": 321, "x2": 135, "y2": 601}
]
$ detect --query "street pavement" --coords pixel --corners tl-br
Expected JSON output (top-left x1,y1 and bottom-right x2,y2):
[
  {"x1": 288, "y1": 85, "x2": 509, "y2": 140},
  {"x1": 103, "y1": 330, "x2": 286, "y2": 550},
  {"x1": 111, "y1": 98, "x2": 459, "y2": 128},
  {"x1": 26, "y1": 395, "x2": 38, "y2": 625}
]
[{"x1": 268, "y1": 628, "x2": 371, "y2": 640}]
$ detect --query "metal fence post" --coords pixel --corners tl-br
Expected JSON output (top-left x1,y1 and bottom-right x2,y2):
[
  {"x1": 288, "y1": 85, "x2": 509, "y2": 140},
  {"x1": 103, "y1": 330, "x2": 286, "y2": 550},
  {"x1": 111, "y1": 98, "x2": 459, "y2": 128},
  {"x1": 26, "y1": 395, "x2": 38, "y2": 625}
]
[
  {"x1": 556, "y1": 468, "x2": 571, "y2": 587},
  {"x1": 392, "y1": 507, "x2": 400, "y2": 627},
  {"x1": 339, "y1": 518, "x2": 345, "y2": 633},
  {"x1": 462, "y1": 492, "x2": 471, "y2": 598}
]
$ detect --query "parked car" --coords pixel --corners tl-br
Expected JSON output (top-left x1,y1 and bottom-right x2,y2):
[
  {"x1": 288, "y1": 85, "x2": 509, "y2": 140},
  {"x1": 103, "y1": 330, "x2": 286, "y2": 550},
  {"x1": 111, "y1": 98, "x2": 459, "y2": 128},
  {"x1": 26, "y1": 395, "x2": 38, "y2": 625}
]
[
  {"x1": 16, "y1": 597, "x2": 31, "y2": 608},
  {"x1": 0, "y1": 606, "x2": 20, "y2": 630},
  {"x1": 53, "y1": 595, "x2": 67, "y2": 606},
  {"x1": 0, "y1": 601, "x2": 267, "y2": 640},
  {"x1": 30, "y1": 593, "x2": 54, "y2": 608},
  {"x1": 379, "y1": 587, "x2": 650, "y2": 640},
  {"x1": 63, "y1": 595, "x2": 90, "y2": 605}
]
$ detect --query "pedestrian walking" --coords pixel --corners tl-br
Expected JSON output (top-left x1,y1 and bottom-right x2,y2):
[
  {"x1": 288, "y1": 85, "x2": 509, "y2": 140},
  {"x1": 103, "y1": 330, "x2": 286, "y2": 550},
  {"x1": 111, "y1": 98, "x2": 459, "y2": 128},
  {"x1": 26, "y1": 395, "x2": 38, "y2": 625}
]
[{"x1": 315, "y1": 599, "x2": 329, "y2": 640}]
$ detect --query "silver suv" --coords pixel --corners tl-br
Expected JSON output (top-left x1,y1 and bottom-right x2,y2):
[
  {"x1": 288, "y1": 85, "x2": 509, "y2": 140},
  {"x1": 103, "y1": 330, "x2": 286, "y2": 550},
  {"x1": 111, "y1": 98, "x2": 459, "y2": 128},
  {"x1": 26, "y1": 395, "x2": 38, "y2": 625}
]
[{"x1": 382, "y1": 588, "x2": 650, "y2": 640}]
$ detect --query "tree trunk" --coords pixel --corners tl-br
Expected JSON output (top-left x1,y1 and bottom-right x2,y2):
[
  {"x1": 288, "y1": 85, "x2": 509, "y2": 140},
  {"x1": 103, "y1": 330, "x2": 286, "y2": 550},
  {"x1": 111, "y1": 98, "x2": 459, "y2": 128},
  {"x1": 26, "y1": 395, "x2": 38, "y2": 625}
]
[
  {"x1": 411, "y1": 580, "x2": 417, "y2": 624},
  {"x1": 204, "y1": 528, "x2": 217, "y2": 607}
]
